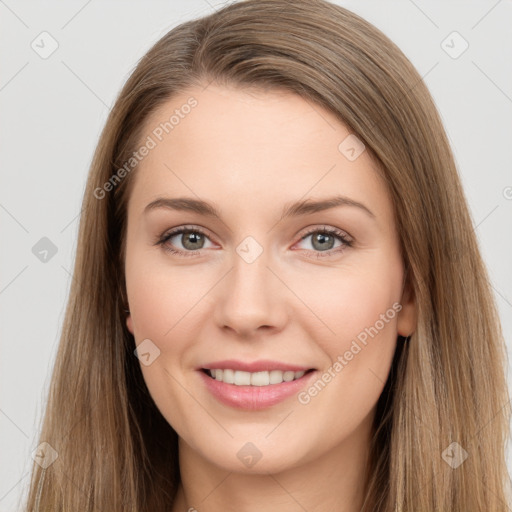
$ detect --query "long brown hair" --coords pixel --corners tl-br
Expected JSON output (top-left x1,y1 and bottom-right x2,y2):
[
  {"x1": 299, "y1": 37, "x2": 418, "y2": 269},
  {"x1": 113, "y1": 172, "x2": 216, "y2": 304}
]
[{"x1": 23, "y1": 0, "x2": 511, "y2": 510}]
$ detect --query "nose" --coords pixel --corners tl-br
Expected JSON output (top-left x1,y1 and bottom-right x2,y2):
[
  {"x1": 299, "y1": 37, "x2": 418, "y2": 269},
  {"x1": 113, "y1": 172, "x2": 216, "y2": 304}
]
[{"x1": 212, "y1": 245, "x2": 288, "y2": 339}]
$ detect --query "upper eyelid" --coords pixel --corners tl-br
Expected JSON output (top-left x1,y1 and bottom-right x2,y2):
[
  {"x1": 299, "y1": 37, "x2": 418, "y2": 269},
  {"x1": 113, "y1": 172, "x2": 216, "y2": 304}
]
[{"x1": 299, "y1": 225, "x2": 351, "y2": 239}]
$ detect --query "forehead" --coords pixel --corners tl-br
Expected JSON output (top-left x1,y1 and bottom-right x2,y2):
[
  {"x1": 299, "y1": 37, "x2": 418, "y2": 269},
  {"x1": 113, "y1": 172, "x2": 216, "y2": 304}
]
[{"x1": 127, "y1": 83, "x2": 391, "y2": 223}]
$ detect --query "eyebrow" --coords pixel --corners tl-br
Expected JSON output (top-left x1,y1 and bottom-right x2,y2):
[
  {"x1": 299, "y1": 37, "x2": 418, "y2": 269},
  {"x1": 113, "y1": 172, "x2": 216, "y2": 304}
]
[{"x1": 143, "y1": 195, "x2": 375, "y2": 220}]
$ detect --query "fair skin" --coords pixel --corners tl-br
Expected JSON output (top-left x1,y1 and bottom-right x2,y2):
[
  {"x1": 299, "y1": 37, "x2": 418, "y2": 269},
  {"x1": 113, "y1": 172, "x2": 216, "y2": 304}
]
[{"x1": 124, "y1": 83, "x2": 416, "y2": 512}]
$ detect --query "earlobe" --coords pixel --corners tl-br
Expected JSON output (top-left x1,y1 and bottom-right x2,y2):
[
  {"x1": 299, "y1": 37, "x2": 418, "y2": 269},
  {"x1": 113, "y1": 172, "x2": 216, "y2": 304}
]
[
  {"x1": 397, "y1": 277, "x2": 417, "y2": 337},
  {"x1": 126, "y1": 313, "x2": 134, "y2": 335}
]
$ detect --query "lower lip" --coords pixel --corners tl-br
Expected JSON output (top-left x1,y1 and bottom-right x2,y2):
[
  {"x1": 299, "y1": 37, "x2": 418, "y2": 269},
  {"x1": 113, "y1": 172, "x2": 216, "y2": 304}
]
[{"x1": 198, "y1": 370, "x2": 317, "y2": 410}]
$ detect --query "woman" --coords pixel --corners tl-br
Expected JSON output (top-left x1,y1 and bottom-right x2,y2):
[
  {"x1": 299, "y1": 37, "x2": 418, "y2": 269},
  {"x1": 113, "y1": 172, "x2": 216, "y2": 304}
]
[{"x1": 23, "y1": 0, "x2": 511, "y2": 510}]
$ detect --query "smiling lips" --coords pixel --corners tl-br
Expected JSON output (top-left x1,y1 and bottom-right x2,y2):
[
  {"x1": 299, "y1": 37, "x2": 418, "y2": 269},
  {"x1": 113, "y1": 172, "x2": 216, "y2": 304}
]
[{"x1": 198, "y1": 359, "x2": 317, "y2": 410}]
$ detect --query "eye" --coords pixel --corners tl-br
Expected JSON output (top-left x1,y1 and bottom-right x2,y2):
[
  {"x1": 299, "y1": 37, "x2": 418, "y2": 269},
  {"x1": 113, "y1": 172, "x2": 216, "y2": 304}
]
[
  {"x1": 155, "y1": 226, "x2": 215, "y2": 257},
  {"x1": 293, "y1": 226, "x2": 353, "y2": 259}
]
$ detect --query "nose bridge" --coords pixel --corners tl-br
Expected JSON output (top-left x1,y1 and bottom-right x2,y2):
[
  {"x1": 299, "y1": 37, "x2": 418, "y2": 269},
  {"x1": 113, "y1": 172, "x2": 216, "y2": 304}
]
[
  {"x1": 231, "y1": 235, "x2": 274, "y2": 307},
  {"x1": 214, "y1": 234, "x2": 286, "y2": 333}
]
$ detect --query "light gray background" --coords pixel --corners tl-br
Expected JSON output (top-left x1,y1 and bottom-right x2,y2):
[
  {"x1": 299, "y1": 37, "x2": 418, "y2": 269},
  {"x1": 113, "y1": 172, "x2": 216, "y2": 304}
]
[{"x1": 1, "y1": 1, "x2": 511, "y2": 510}]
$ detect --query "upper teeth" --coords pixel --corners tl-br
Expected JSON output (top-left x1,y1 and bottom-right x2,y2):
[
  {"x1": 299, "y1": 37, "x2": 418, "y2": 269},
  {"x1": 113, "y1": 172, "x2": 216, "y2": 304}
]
[{"x1": 209, "y1": 369, "x2": 306, "y2": 386}]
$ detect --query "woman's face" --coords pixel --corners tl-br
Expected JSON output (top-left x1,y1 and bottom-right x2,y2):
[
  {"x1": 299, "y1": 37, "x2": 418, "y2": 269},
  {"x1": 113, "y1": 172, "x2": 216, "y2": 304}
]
[{"x1": 124, "y1": 83, "x2": 416, "y2": 474}]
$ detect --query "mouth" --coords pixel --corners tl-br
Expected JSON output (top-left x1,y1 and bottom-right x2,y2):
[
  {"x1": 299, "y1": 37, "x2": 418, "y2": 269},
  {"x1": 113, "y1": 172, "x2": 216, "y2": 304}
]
[
  {"x1": 198, "y1": 367, "x2": 318, "y2": 410},
  {"x1": 201, "y1": 368, "x2": 316, "y2": 386}
]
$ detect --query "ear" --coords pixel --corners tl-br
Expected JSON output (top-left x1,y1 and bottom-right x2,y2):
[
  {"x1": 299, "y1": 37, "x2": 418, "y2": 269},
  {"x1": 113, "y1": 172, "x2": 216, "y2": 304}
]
[
  {"x1": 397, "y1": 271, "x2": 417, "y2": 337},
  {"x1": 126, "y1": 313, "x2": 134, "y2": 335}
]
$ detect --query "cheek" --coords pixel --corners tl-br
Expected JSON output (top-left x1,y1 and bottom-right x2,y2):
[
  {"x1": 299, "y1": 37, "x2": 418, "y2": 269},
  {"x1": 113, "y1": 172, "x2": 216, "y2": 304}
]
[
  {"x1": 299, "y1": 266, "x2": 401, "y2": 345},
  {"x1": 125, "y1": 257, "x2": 206, "y2": 430},
  {"x1": 126, "y1": 250, "x2": 207, "y2": 342},
  {"x1": 291, "y1": 281, "x2": 399, "y2": 449},
  {"x1": 295, "y1": 258, "x2": 402, "y2": 394}
]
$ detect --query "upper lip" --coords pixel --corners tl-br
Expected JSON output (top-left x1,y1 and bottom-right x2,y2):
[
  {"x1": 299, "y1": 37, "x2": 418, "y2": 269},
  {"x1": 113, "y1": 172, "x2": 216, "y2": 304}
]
[{"x1": 199, "y1": 359, "x2": 315, "y2": 373}]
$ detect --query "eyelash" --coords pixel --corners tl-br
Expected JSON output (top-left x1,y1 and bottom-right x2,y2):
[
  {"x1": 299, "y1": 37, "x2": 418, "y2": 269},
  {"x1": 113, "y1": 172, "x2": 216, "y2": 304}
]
[{"x1": 154, "y1": 225, "x2": 353, "y2": 259}]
